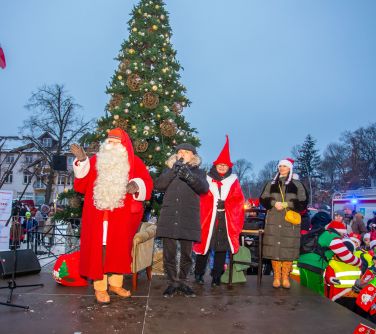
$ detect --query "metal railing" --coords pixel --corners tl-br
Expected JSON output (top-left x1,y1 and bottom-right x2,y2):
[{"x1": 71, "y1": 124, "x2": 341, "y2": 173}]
[{"x1": 8, "y1": 217, "x2": 81, "y2": 268}]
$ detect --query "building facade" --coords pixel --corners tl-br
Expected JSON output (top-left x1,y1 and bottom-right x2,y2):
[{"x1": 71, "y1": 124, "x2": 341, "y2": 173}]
[{"x1": 0, "y1": 133, "x2": 75, "y2": 206}]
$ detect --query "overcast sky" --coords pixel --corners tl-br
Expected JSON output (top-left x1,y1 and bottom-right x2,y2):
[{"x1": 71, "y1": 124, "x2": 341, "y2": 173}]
[{"x1": 1, "y1": 0, "x2": 375, "y2": 173}]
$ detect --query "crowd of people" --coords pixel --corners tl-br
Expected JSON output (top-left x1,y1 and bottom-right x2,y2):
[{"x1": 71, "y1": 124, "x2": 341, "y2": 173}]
[{"x1": 9, "y1": 201, "x2": 57, "y2": 249}]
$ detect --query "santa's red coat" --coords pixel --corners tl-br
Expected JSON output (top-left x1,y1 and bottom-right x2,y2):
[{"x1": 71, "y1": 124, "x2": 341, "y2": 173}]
[
  {"x1": 74, "y1": 153, "x2": 153, "y2": 281},
  {"x1": 193, "y1": 174, "x2": 245, "y2": 255}
]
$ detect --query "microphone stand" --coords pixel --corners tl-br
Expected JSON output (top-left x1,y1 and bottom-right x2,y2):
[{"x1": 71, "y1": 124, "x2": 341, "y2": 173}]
[{"x1": 0, "y1": 215, "x2": 44, "y2": 309}]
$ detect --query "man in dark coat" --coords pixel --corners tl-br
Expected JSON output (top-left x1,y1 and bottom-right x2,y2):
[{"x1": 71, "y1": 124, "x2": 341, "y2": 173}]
[{"x1": 155, "y1": 143, "x2": 209, "y2": 297}]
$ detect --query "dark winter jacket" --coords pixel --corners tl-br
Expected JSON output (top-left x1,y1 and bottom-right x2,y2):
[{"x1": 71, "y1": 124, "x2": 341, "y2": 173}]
[
  {"x1": 156, "y1": 154, "x2": 209, "y2": 241},
  {"x1": 259, "y1": 176, "x2": 309, "y2": 261}
]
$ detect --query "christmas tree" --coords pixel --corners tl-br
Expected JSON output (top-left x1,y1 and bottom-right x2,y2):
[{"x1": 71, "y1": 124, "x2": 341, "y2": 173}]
[{"x1": 86, "y1": 0, "x2": 199, "y2": 173}]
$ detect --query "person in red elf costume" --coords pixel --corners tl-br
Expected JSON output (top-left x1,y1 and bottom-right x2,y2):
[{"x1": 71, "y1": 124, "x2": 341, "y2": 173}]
[
  {"x1": 193, "y1": 135, "x2": 245, "y2": 286},
  {"x1": 70, "y1": 128, "x2": 153, "y2": 304}
]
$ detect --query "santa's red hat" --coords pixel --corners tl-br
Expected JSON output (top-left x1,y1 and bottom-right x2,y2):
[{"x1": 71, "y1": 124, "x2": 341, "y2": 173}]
[
  {"x1": 213, "y1": 135, "x2": 233, "y2": 167},
  {"x1": 326, "y1": 221, "x2": 347, "y2": 234}
]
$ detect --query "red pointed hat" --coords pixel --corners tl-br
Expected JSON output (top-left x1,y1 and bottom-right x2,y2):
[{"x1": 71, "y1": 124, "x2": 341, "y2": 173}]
[{"x1": 213, "y1": 135, "x2": 233, "y2": 167}]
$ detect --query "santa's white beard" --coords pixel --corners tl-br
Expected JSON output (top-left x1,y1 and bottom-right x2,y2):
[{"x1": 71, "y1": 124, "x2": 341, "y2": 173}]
[{"x1": 93, "y1": 141, "x2": 130, "y2": 211}]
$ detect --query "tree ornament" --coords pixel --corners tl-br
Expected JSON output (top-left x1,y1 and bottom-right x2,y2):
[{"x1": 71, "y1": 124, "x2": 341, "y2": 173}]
[
  {"x1": 108, "y1": 94, "x2": 122, "y2": 110},
  {"x1": 134, "y1": 139, "x2": 148, "y2": 153},
  {"x1": 117, "y1": 75, "x2": 123, "y2": 80},
  {"x1": 114, "y1": 118, "x2": 128, "y2": 131},
  {"x1": 155, "y1": 146, "x2": 161, "y2": 152},
  {"x1": 152, "y1": 85, "x2": 158, "y2": 91},
  {"x1": 113, "y1": 114, "x2": 119, "y2": 120},
  {"x1": 160, "y1": 15, "x2": 165, "y2": 20},
  {"x1": 132, "y1": 27, "x2": 138, "y2": 32},
  {"x1": 152, "y1": 25, "x2": 158, "y2": 31},
  {"x1": 119, "y1": 59, "x2": 130, "y2": 73},
  {"x1": 172, "y1": 102, "x2": 183, "y2": 115},
  {"x1": 160, "y1": 119, "x2": 177, "y2": 137},
  {"x1": 128, "y1": 48, "x2": 135, "y2": 54},
  {"x1": 131, "y1": 125, "x2": 137, "y2": 130},
  {"x1": 124, "y1": 108, "x2": 129, "y2": 113},
  {"x1": 126, "y1": 73, "x2": 143, "y2": 91},
  {"x1": 142, "y1": 92, "x2": 159, "y2": 109}
]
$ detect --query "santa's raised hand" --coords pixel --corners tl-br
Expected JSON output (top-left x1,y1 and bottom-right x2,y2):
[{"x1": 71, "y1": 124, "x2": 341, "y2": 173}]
[{"x1": 70, "y1": 143, "x2": 87, "y2": 162}]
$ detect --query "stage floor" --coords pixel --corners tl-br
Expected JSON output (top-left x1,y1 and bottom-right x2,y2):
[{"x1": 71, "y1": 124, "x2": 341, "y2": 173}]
[{"x1": 0, "y1": 273, "x2": 373, "y2": 334}]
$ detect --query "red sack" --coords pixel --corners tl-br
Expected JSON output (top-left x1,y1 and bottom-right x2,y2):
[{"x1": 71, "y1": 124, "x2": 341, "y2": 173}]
[{"x1": 53, "y1": 251, "x2": 88, "y2": 287}]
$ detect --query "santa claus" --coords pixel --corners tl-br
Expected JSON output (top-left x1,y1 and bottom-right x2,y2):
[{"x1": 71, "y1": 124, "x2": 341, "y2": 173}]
[
  {"x1": 193, "y1": 135, "x2": 245, "y2": 286},
  {"x1": 71, "y1": 128, "x2": 153, "y2": 304}
]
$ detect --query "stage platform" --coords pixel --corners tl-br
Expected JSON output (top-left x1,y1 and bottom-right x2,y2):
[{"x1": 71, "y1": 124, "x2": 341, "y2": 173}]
[{"x1": 0, "y1": 273, "x2": 373, "y2": 334}]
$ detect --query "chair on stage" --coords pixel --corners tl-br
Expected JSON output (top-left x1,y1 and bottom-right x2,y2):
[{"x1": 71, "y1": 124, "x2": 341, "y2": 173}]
[
  {"x1": 131, "y1": 222, "x2": 157, "y2": 291},
  {"x1": 228, "y1": 207, "x2": 266, "y2": 289}
]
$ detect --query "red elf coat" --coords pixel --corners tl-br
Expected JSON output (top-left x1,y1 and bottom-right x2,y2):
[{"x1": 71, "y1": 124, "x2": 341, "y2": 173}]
[
  {"x1": 193, "y1": 174, "x2": 245, "y2": 255},
  {"x1": 73, "y1": 131, "x2": 153, "y2": 281}
]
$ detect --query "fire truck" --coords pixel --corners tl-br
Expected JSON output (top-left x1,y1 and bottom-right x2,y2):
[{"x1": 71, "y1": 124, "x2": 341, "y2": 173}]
[{"x1": 332, "y1": 188, "x2": 376, "y2": 221}]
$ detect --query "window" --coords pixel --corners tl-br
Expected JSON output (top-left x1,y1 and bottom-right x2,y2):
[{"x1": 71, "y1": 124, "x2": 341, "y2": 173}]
[
  {"x1": 24, "y1": 155, "x2": 33, "y2": 164},
  {"x1": 42, "y1": 137, "x2": 52, "y2": 148},
  {"x1": 23, "y1": 172, "x2": 33, "y2": 184},
  {"x1": 66, "y1": 175, "x2": 72, "y2": 185},
  {"x1": 5, "y1": 155, "x2": 15, "y2": 164},
  {"x1": 3, "y1": 171, "x2": 13, "y2": 184},
  {"x1": 67, "y1": 156, "x2": 75, "y2": 165},
  {"x1": 57, "y1": 174, "x2": 66, "y2": 185},
  {"x1": 34, "y1": 177, "x2": 45, "y2": 189}
]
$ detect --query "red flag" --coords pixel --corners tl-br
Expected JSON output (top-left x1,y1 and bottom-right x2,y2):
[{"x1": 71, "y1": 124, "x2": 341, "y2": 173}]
[{"x1": 0, "y1": 46, "x2": 6, "y2": 69}]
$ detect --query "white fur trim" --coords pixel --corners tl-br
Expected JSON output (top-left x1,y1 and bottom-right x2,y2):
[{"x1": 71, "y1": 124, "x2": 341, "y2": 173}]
[
  {"x1": 203, "y1": 174, "x2": 237, "y2": 255},
  {"x1": 131, "y1": 178, "x2": 147, "y2": 201},
  {"x1": 73, "y1": 158, "x2": 90, "y2": 178},
  {"x1": 103, "y1": 220, "x2": 108, "y2": 245},
  {"x1": 278, "y1": 159, "x2": 293, "y2": 170},
  {"x1": 331, "y1": 288, "x2": 352, "y2": 302}
]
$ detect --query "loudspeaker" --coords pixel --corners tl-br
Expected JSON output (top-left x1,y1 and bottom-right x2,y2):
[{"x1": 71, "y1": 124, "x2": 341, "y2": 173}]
[
  {"x1": 52, "y1": 155, "x2": 67, "y2": 171},
  {"x1": 0, "y1": 249, "x2": 41, "y2": 278}
]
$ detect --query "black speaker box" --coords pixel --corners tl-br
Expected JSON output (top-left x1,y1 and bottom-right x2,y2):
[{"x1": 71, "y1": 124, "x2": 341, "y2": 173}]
[
  {"x1": 52, "y1": 155, "x2": 67, "y2": 171},
  {"x1": 0, "y1": 249, "x2": 41, "y2": 278}
]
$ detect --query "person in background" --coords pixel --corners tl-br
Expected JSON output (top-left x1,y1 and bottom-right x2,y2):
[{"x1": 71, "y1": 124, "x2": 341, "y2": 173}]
[
  {"x1": 22, "y1": 211, "x2": 37, "y2": 243},
  {"x1": 155, "y1": 143, "x2": 209, "y2": 298},
  {"x1": 298, "y1": 221, "x2": 364, "y2": 296},
  {"x1": 367, "y1": 211, "x2": 376, "y2": 231},
  {"x1": 351, "y1": 213, "x2": 368, "y2": 238},
  {"x1": 193, "y1": 136, "x2": 245, "y2": 287},
  {"x1": 363, "y1": 233, "x2": 371, "y2": 250},
  {"x1": 260, "y1": 157, "x2": 308, "y2": 289}
]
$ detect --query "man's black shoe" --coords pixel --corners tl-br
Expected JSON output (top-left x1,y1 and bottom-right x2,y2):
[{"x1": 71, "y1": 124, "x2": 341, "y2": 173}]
[
  {"x1": 179, "y1": 284, "x2": 196, "y2": 297},
  {"x1": 163, "y1": 285, "x2": 176, "y2": 298},
  {"x1": 211, "y1": 277, "x2": 221, "y2": 287},
  {"x1": 194, "y1": 274, "x2": 205, "y2": 285}
]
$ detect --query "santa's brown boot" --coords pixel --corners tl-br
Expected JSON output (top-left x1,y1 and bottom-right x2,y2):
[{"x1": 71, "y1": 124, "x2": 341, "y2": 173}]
[
  {"x1": 108, "y1": 274, "x2": 131, "y2": 298},
  {"x1": 94, "y1": 290, "x2": 110, "y2": 304},
  {"x1": 94, "y1": 275, "x2": 110, "y2": 304},
  {"x1": 282, "y1": 261, "x2": 293, "y2": 289},
  {"x1": 271, "y1": 261, "x2": 282, "y2": 288}
]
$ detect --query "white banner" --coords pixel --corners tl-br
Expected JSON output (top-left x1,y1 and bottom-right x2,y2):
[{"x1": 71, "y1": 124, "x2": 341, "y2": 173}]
[{"x1": 0, "y1": 190, "x2": 13, "y2": 250}]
